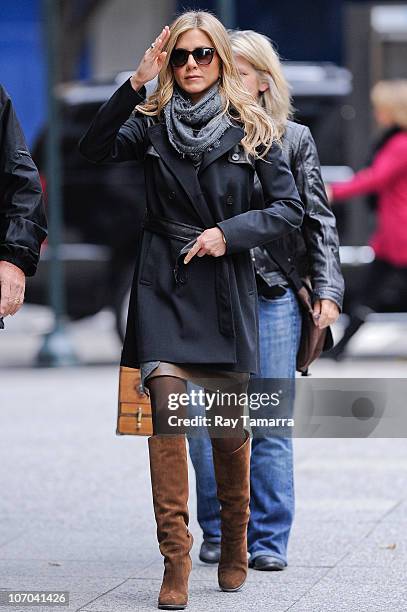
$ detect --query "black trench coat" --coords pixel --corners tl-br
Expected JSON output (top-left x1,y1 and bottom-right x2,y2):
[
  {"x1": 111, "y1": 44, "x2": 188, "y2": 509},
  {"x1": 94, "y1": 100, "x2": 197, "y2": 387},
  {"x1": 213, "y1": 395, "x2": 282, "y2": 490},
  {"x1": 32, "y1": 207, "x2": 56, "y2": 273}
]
[{"x1": 79, "y1": 79, "x2": 304, "y2": 374}]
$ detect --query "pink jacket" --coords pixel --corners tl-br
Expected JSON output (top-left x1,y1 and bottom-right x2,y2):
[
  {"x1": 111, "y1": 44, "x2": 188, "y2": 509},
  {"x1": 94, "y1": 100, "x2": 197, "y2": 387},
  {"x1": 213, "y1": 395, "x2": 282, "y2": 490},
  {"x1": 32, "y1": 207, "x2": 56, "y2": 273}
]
[{"x1": 331, "y1": 131, "x2": 407, "y2": 266}]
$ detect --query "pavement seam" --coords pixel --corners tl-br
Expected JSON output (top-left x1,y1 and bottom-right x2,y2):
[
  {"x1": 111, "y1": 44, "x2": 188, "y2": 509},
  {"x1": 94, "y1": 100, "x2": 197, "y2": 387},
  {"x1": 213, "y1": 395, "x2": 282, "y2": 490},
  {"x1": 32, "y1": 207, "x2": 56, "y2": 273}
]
[
  {"x1": 283, "y1": 498, "x2": 405, "y2": 610},
  {"x1": 283, "y1": 565, "x2": 336, "y2": 611},
  {"x1": 332, "y1": 497, "x2": 404, "y2": 567},
  {"x1": 74, "y1": 577, "x2": 130, "y2": 612},
  {"x1": 372, "y1": 498, "x2": 404, "y2": 524}
]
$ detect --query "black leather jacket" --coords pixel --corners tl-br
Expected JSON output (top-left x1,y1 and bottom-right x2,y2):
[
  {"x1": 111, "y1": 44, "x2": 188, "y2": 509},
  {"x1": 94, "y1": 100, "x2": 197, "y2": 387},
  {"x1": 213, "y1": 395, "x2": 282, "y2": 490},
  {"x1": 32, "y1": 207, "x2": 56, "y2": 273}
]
[
  {"x1": 0, "y1": 85, "x2": 47, "y2": 276},
  {"x1": 252, "y1": 120, "x2": 344, "y2": 310}
]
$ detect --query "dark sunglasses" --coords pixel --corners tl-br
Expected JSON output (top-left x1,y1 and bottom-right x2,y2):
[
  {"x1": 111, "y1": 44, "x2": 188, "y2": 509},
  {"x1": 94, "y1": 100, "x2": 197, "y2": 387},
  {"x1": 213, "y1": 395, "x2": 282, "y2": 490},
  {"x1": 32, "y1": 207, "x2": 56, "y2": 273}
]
[{"x1": 170, "y1": 47, "x2": 215, "y2": 68}]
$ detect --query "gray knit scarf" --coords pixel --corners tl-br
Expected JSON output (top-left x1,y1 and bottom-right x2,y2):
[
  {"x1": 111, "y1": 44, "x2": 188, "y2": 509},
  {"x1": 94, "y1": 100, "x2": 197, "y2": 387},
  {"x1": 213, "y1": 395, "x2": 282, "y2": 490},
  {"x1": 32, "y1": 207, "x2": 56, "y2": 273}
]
[{"x1": 163, "y1": 80, "x2": 231, "y2": 163}]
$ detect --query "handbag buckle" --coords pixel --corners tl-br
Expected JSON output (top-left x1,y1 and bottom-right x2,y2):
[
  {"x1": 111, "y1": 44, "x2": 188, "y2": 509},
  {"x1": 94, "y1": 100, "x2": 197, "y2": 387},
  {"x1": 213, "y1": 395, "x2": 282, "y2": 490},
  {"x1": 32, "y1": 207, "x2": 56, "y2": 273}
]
[{"x1": 136, "y1": 406, "x2": 143, "y2": 429}]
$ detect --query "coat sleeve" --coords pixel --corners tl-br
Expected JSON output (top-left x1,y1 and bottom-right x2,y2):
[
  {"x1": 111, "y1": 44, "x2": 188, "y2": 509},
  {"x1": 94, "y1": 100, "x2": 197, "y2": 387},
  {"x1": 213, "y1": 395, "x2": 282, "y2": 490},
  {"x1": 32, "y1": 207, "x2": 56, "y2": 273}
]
[
  {"x1": 295, "y1": 126, "x2": 344, "y2": 310},
  {"x1": 217, "y1": 142, "x2": 304, "y2": 253},
  {"x1": 78, "y1": 78, "x2": 149, "y2": 163},
  {"x1": 0, "y1": 85, "x2": 47, "y2": 276}
]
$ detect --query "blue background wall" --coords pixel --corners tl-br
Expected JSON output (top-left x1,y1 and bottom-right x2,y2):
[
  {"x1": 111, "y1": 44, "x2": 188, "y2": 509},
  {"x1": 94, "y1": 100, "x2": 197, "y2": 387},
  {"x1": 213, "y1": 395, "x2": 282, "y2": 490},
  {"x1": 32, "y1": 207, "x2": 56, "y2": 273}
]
[
  {"x1": 0, "y1": 0, "x2": 373, "y2": 146},
  {"x1": 0, "y1": 0, "x2": 45, "y2": 146}
]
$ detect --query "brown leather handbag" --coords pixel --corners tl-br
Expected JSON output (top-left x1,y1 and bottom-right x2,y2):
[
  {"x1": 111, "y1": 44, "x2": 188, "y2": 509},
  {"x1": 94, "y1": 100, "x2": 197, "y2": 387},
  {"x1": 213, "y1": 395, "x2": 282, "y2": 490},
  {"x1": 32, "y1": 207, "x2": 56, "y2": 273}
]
[
  {"x1": 116, "y1": 366, "x2": 153, "y2": 436},
  {"x1": 295, "y1": 280, "x2": 334, "y2": 375}
]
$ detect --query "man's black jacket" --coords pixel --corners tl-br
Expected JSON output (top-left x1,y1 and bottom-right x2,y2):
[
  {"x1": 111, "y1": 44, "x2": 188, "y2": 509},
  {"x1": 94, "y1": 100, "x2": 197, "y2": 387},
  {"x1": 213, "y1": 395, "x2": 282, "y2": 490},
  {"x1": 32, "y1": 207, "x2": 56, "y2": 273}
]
[
  {"x1": 0, "y1": 84, "x2": 47, "y2": 276},
  {"x1": 252, "y1": 121, "x2": 344, "y2": 310}
]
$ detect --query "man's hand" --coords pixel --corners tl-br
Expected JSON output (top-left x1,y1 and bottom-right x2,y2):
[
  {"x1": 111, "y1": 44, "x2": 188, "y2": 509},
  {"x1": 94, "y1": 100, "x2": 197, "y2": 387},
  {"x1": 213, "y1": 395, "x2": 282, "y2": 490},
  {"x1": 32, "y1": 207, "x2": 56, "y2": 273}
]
[
  {"x1": 312, "y1": 298, "x2": 340, "y2": 329},
  {"x1": 0, "y1": 261, "x2": 25, "y2": 316},
  {"x1": 184, "y1": 228, "x2": 226, "y2": 264}
]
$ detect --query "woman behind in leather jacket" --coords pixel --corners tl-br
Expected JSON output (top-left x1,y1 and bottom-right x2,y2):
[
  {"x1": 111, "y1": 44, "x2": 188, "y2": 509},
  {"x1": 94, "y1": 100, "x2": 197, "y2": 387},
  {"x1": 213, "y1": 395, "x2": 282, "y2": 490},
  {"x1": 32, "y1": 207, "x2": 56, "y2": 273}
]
[{"x1": 188, "y1": 30, "x2": 344, "y2": 571}]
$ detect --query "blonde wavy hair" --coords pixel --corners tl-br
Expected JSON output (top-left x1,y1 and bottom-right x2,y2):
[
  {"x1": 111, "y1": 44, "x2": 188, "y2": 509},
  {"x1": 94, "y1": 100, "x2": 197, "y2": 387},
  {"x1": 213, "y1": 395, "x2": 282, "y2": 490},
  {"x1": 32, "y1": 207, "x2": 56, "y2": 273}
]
[
  {"x1": 136, "y1": 10, "x2": 278, "y2": 158},
  {"x1": 228, "y1": 30, "x2": 293, "y2": 139},
  {"x1": 371, "y1": 80, "x2": 407, "y2": 130}
]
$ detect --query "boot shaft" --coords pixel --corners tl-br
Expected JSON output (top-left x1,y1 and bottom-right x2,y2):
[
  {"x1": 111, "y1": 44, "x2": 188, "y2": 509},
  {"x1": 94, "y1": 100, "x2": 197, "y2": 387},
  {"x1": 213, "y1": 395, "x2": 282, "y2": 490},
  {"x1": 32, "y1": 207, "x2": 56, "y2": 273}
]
[
  {"x1": 212, "y1": 435, "x2": 251, "y2": 592},
  {"x1": 148, "y1": 435, "x2": 193, "y2": 608}
]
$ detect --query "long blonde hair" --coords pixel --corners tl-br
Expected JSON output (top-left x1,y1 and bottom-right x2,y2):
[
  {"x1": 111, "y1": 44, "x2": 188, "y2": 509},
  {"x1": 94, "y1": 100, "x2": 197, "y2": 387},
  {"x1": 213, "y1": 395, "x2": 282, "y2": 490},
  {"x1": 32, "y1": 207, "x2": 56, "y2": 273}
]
[
  {"x1": 228, "y1": 29, "x2": 293, "y2": 139},
  {"x1": 371, "y1": 80, "x2": 407, "y2": 130},
  {"x1": 136, "y1": 11, "x2": 278, "y2": 158}
]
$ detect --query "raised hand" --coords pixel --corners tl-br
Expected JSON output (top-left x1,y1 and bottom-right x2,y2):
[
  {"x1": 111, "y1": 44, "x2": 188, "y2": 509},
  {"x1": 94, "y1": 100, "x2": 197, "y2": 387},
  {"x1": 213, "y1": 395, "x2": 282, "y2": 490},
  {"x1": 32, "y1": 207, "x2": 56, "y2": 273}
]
[{"x1": 130, "y1": 26, "x2": 171, "y2": 90}]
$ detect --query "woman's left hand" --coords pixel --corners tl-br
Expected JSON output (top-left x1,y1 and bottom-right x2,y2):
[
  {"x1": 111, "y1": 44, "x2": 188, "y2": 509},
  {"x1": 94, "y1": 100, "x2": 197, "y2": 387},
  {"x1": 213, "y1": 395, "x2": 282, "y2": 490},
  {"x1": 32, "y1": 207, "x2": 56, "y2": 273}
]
[
  {"x1": 184, "y1": 228, "x2": 226, "y2": 264},
  {"x1": 312, "y1": 298, "x2": 340, "y2": 329}
]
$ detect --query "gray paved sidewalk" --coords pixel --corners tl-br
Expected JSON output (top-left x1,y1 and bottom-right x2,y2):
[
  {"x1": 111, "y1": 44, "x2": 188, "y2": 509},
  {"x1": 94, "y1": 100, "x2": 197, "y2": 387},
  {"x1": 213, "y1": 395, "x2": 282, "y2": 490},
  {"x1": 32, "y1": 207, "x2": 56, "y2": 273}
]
[
  {"x1": 1, "y1": 364, "x2": 406, "y2": 612},
  {"x1": 0, "y1": 308, "x2": 406, "y2": 611}
]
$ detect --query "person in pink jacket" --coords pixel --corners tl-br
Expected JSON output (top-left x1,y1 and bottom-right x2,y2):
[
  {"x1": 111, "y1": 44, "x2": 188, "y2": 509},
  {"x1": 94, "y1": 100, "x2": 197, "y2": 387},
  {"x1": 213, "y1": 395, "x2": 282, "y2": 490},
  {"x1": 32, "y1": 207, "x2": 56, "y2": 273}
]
[{"x1": 327, "y1": 80, "x2": 407, "y2": 359}]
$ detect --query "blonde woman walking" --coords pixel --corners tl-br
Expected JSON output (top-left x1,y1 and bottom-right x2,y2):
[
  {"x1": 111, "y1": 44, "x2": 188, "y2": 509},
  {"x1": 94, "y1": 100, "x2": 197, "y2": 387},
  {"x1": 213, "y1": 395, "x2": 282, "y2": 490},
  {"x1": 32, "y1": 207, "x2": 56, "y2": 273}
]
[{"x1": 79, "y1": 12, "x2": 304, "y2": 610}]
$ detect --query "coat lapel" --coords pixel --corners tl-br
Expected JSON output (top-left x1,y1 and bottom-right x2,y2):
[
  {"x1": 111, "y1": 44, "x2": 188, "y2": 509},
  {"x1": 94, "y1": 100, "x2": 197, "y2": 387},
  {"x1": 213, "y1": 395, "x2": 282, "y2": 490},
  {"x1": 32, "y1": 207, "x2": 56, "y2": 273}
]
[
  {"x1": 198, "y1": 124, "x2": 245, "y2": 176},
  {"x1": 147, "y1": 123, "x2": 211, "y2": 225},
  {"x1": 147, "y1": 122, "x2": 245, "y2": 227}
]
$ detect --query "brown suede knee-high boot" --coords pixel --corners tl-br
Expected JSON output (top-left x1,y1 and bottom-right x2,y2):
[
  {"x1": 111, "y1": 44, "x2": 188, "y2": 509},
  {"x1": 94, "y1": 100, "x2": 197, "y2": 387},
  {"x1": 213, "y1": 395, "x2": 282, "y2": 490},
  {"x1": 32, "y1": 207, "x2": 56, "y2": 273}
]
[
  {"x1": 148, "y1": 435, "x2": 193, "y2": 610},
  {"x1": 212, "y1": 433, "x2": 250, "y2": 592}
]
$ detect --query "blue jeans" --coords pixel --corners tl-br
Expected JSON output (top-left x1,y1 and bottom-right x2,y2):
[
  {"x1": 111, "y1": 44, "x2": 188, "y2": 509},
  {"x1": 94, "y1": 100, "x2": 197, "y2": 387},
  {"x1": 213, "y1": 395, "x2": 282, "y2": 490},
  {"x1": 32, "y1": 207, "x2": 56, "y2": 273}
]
[{"x1": 187, "y1": 288, "x2": 302, "y2": 565}]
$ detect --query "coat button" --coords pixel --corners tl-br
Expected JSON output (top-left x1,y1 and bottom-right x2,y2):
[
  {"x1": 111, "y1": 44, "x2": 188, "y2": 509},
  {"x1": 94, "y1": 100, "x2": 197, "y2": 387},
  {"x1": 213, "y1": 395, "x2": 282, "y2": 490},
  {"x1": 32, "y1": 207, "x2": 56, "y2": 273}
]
[
  {"x1": 231, "y1": 153, "x2": 240, "y2": 161},
  {"x1": 168, "y1": 191, "x2": 176, "y2": 200}
]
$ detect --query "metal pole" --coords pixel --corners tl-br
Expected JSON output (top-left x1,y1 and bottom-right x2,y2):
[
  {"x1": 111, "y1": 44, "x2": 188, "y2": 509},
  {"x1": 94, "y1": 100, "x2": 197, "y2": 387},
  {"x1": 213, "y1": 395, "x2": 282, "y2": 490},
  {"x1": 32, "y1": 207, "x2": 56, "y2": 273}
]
[
  {"x1": 37, "y1": 0, "x2": 78, "y2": 366},
  {"x1": 215, "y1": 0, "x2": 237, "y2": 29}
]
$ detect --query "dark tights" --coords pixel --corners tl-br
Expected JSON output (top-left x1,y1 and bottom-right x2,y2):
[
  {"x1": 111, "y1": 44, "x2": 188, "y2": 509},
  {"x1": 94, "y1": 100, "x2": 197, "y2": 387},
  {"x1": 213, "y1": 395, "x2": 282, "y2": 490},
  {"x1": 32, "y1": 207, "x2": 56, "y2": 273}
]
[{"x1": 147, "y1": 375, "x2": 246, "y2": 453}]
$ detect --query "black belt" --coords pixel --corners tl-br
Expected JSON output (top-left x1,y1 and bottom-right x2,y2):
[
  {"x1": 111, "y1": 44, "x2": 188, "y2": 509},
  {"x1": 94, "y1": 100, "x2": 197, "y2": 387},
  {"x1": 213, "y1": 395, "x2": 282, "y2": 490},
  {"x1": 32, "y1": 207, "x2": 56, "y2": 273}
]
[
  {"x1": 143, "y1": 213, "x2": 203, "y2": 244},
  {"x1": 142, "y1": 212, "x2": 235, "y2": 337},
  {"x1": 143, "y1": 213, "x2": 203, "y2": 284},
  {"x1": 256, "y1": 274, "x2": 288, "y2": 298}
]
